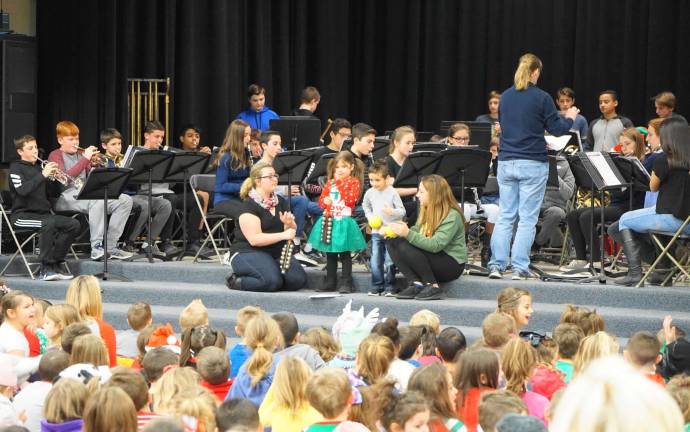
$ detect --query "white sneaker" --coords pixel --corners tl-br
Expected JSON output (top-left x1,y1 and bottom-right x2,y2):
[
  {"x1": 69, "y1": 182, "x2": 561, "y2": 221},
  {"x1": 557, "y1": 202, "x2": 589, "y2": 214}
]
[
  {"x1": 294, "y1": 252, "x2": 318, "y2": 266},
  {"x1": 559, "y1": 260, "x2": 589, "y2": 273},
  {"x1": 109, "y1": 248, "x2": 134, "y2": 260},
  {"x1": 91, "y1": 243, "x2": 105, "y2": 260}
]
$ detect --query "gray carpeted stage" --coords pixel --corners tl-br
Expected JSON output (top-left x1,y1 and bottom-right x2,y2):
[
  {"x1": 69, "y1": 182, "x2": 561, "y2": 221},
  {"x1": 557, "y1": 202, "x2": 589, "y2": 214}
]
[{"x1": 2, "y1": 256, "x2": 689, "y2": 343}]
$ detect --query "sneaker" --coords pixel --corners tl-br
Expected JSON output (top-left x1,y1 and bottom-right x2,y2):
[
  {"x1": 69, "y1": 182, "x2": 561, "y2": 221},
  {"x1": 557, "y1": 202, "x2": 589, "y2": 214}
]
[
  {"x1": 160, "y1": 242, "x2": 181, "y2": 257},
  {"x1": 488, "y1": 266, "x2": 502, "y2": 279},
  {"x1": 39, "y1": 266, "x2": 60, "y2": 281},
  {"x1": 559, "y1": 259, "x2": 589, "y2": 273},
  {"x1": 53, "y1": 263, "x2": 74, "y2": 281},
  {"x1": 91, "y1": 243, "x2": 105, "y2": 260},
  {"x1": 294, "y1": 252, "x2": 319, "y2": 267},
  {"x1": 109, "y1": 248, "x2": 134, "y2": 260},
  {"x1": 512, "y1": 270, "x2": 536, "y2": 280},
  {"x1": 415, "y1": 285, "x2": 443, "y2": 301},
  {"x1": 396, "y1": 282, "x2": 423, "y2": 300},
  {"x1": 383, "y1": 291, "x2": 396, "y2": 297},
  {"x1": 141, "y1": 244, "x2": 165, "y2": 256},
  {"x1": 121, "y1": 241, "x2": 139, "y2": 253},
  {"x1": 368, "y1": 288, "x2": 383, "y2": 296}
]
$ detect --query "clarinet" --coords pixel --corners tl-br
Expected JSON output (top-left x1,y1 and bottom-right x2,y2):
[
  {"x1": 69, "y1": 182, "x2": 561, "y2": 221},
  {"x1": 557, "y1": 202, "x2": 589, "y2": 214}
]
[{"x1": 472, "y1": 187, "x2": 484, "y2": 214}]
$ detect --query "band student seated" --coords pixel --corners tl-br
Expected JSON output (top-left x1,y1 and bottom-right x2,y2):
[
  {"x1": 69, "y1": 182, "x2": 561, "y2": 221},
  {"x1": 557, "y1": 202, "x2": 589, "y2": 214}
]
[
  {"x1": 213, "y1": 119, "x2": 252, "y2": 220},
  {"x1": 100, "y1": 128, "x2": 172, "y2": 256},
  {"x1": 533, "y1": 156, "x2": 575, "y2": 251},
  {"x1": 475, "y1": 90, "x2": 502, "y2": 135},
  {"x1": 178, "y1": 124, "x2": 211, "y2": 153},
  {"x1": 48, "y1": 121, "x2": 134, "y2": 261},
  {"x1": 10, "y1": 135, "x2": 80, "y2": 281},
  {"x1": 446, "y1": 122, "x2": 500, "y2": 268},
  {"x1": 292, "y1": 86, "x2": 320, "y2": 117},
  {"x1": 488, "y1": 53, "x2": 579, "y2": 280},
  {"x1": 235, "y1": 84, "x2": 280, "y2": 132},
  {"x1": 304, "y1": 118, "x2": 352, "y2": 200},
  {"x1": 562, "y1": 128, "x2": 646, "y2": 272},
  {"x1": 225, "y1": 162, "x2": 308, "y2": 292},
  {"x1": 137, "y1": 121, "x2": 205, "y2": 256},
  {"x1": 385, "y1": 174, "x2": 467, "y2": 301},
  {"x1": 609, "y1": 117, "x2": 690, "y2": 286},
  {"x1": 257, "y1": 130, "x2": 323, "y2": 261},
  {"x1": 386, "y1": 125, "x2": 418, "y2": 225}
]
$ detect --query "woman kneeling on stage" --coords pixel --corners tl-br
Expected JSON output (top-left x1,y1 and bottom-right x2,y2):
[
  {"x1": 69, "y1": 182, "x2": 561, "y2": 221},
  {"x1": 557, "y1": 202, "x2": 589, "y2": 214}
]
[
  {"x1": 225, "y1": 162, "x2": 308, "y2": 292},
  {"x1": 385, "y1": 174, "x2": 467, "y2": 301}
]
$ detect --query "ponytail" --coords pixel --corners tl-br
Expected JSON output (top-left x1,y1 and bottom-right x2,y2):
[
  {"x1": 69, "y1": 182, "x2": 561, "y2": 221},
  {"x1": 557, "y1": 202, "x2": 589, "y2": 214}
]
[
  {"x1": 513, "y1": 53, "x2": 542, "y2": 91},
  {"x1": 243, "y1": 314, "x2": 283, "y2": 387},
  {"x1": 239, "y1": 161, "x2": 273, "y2": 200}
]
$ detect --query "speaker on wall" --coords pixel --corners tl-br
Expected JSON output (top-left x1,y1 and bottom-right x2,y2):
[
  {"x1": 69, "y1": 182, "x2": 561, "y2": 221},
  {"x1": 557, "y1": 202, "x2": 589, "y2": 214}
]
[{"x1": 0, "y1": 35, "x2": 36, "y2": 163}]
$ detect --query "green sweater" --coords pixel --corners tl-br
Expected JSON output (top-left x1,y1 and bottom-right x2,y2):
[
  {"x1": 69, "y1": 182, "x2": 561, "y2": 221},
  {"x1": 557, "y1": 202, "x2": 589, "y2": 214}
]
[{"x1": 406, "y1": 209, "x2": 467, "y2": 264}]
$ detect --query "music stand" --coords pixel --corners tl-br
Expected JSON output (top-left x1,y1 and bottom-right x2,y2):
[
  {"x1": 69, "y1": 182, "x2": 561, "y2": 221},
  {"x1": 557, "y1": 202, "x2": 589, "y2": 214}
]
[
  {"x1": 439, "y1": 121, "x2": 493, "y2": 150},
  {"x1": 434, "y1": 147, "x2": 492, "y2": 211},
  {"x1": 306, "y1": 153, "x2": 336, "y2": 185},
  {"x1": 393, "y1": 151, "x2": 440, "y2": 188},
  {"x1": 274, "y1": 151, "x2": 313, "y2": 208},
  {"x1": 568, "y1": 152, "x2": 630, "y2": 284},
  {"x1": 270, "y1": 117, "x2": 321, "y2": 150},
  {"x1": 372, "y1": 138, "x2": 391, "y2": 161},
  {"x1": 165, "y1": 151, "x2": 211, "y2": 259},
  {"x1": 76, "y1": 168, "x2": 133, "y2": 282},
  {"x1": 126, "y1": 149, "x2": 175, "y2": 262}
]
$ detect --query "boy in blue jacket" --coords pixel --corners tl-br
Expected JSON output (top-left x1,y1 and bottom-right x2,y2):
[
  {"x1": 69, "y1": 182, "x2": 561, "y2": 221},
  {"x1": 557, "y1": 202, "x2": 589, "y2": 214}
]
[{"x1": 236, "y1": 84, "x2": 280, "y2": 131}]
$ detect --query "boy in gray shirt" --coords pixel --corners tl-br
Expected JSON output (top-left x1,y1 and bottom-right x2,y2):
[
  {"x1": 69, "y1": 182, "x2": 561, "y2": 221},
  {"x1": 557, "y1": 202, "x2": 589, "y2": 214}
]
[{"x1": 363, "y1": 160, "x2": 406, "y2": 296}]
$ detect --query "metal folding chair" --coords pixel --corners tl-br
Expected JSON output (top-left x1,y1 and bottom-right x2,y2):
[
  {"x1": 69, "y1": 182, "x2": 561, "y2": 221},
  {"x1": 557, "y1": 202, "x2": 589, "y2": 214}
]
[
  {"x1": 0, "y1": 194, "x2": 40, "y2": 278},
  {"x1": 637, "y1": 215, "x2": 690, "y2": 287},
  {"x1": 189, "y1": 174, "x2": 232, "y2": 263}
]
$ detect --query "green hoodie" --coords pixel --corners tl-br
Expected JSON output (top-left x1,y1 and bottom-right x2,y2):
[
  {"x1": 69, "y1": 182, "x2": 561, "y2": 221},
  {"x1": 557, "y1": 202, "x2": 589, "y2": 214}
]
[{"x1": 406, "y1": 209, "x2": 467, "y2": 264}]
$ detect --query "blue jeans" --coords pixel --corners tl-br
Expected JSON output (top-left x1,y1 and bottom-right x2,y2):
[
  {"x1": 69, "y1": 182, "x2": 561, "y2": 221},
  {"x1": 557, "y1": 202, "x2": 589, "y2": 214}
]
[
  {"x1": 619, "y1": 207, "x2": 690, "y2": 235},
  {"x1": 489, "y1": 159, "x2": 549, "y2": 272},
  {"x1": 370, "y1": 233, "x2": 395, "y2": 292},
  {"x1": 289, "y1": 195, "x2": 323, "y2": 237}
]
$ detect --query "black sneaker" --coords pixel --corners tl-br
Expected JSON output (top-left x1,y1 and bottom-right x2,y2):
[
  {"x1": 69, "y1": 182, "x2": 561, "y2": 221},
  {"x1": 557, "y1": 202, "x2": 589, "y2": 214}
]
[
  {"x1": 368, "y1": 287, "x2": 384, "y2": 296},
  {"x1": 396, "y1": 285, "x2": 420, "y2": 300},
  {"x1": 225, "y1": 273, "x2": 241, "y2": 291},
  {"x1": 415, "y1": 285, "x2": 442, "y2": 301}
]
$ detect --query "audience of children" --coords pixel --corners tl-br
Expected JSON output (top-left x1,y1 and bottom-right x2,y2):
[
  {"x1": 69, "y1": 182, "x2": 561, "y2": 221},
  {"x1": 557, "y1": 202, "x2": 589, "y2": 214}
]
[{"x1": 2, "y1": 272, "x2": 690, "y2": 432}]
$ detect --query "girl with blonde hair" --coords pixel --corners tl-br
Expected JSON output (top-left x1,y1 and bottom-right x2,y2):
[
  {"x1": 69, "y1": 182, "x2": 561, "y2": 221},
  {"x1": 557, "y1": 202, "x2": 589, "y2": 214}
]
[
  {"x1": 572, "y1": 331, "x2": 619, "y2": 376},
  {"x1": 353, "y1": 334, "x2": 396, "y2": 386},
  {"x1": 150, "y1": 366, "x2": 201, "y2": 414},
  {"x1": 259, "y1": 357, "x2": 322, "y2": 432},
  {"x1": 43, "y1": 304, "x2": 81, "y2": 350},
  {"x1": 501, "y1": 338, "x2": 550, "y2": 425},
  {"x1": 83, "y1": 387, "x2": 137, "y2": 432},
  {"x1": 70, "y1": 334, "x2": 109, "y2": 367},
  {"x1": 496, "y1": 287, "x2": 533, "y2": 330},
  {"x1": 170, "y1": 386, "x2": 217, "y2": 431},
  {"x1": 227, "y1": 314, "x2": 283, "y2": 406},
  {"x1": 386, "y1": 125, "x2": 419, "y2": 223},
  {"x1": 65, "y1": 276, "x2": 117, "y2": 366},
  {"x1": 301, "y1": 327, "x2": 340, "y2": 363},
  {"x1": 0, "y1": 291, "x2": 35, "y2": 357},
  {"x1": 487, "y1": 53, "x2": 579, "y2": 281},
  {"x1": 41, "y1": 378, "x2": 88, "y2": 432},
  {"x1": 225, "y1": 161, "x2": 307, "y2": 293},
  {"x1": 386, "y1": 174, "x2": 467, "y2": 300}
]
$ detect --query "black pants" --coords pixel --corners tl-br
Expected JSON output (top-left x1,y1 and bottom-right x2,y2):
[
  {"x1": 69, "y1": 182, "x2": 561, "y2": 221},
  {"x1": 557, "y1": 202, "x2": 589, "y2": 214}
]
[
  {"x1": 566, "y1": 206, "x2": 625, "y2": 261},
  {"x1": 386, "y1": 237, "x2": 464, "y2": 284},
  {"x1": 11, "y1": 213, "x2": 81, "y2": 265},
  {"x1": 230, "y1": 250, "x2": 307, "y2": 292},
  {"x1": 214, "y1": 198, "x2": 245, "y2": 221},
  {"x1": 326, "y1": 252, "x2": 352, "y2": 279},
  {"x1": 161, "y1": 193, "x2": 202, "y2": 242}
]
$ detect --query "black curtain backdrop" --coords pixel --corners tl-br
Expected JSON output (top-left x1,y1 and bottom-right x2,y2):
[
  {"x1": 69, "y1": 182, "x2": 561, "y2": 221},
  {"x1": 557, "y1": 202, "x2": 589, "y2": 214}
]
[{"x1": 36, "y1": 0, "x2": 690, "y2": 152}]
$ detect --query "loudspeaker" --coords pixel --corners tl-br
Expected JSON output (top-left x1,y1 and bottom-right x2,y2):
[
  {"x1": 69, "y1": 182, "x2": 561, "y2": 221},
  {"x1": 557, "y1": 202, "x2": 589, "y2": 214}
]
[{"x1": 0, "y1": 35, "x2": 36, "y2": 163}]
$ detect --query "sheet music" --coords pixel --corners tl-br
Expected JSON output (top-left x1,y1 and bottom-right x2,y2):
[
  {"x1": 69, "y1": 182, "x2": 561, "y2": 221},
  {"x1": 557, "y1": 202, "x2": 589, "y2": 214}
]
[
  {"x1": 628, "y1": 156, "x2": 651, "y2": 179},
  {"x1": 545, "y1": 134, "x2": 571, "y2": 151},
  {"x1": 122, "y1": 145, "x2": 136, "y2": 168},
  {"x1": 587, "y1": 152, "x2": 621, "y2": 186}
]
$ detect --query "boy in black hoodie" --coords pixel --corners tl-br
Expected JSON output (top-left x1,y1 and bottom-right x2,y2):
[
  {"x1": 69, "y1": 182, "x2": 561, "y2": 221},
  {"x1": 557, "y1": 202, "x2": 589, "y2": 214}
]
[{"x1": 9, "y1": 135, "x2": 80, "y2": 280}]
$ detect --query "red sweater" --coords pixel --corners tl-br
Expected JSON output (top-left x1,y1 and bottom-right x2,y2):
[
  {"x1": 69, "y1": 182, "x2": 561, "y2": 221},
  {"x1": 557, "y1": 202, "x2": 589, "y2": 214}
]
[
  {"x1": 531, "y1": 365, "x2": 566, "y2": 401},
  {"x1": 318, "y1": 177, "x2": 360, "y2": 216},
  {"x1": 201, "y1": 379, "x2": 234, "y2": 402},
  {"x1": 457, "y1": 387, "x2": 494, "y2": 432},
  {"x1": 23, "y1": 327, "x2": 41, "y2": 357},
  {"x1": 96, "y1": 319, "x2": 117, "y2": 367}
]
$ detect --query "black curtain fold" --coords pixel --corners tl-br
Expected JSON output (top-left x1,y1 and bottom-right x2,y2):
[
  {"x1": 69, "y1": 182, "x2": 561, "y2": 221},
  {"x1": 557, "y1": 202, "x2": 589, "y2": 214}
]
[{"x1": 36, "y1": 0, "x2": 690, "y2": 154}]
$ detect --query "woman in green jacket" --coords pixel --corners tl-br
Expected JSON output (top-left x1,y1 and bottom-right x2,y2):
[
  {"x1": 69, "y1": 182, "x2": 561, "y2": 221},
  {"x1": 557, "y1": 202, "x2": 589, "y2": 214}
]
[{"x1": 385, "y1": 174, "x2": 467, "y2": 301}]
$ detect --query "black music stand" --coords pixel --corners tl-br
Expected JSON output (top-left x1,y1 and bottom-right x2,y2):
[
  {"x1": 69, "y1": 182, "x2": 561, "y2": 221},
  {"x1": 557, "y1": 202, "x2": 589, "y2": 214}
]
[
  {"x1": 434, "y1": 147, "x2": 492, "y2": 211},
  {"x1": 126, "y1": 149, "x2": 175, "y2": 263},
  {"x1": 76, "y1": 168, "x2": 133, "y2": 282},
  {"x1": 165, "y1": 151, "x2": 211, "y2": 260},
  {"x1": 372, "y1": 138, "x2": 391, "y2": 161},
  {"x1": 439, "y1": 121, "x2": 493, "y2": 150},
  {"x1": 392, "y1": 152, "x2": 440, "y2": 188},
  {"x1": 568, "y1": 152, "x2": 630, "y2": 284},
  {"x1": 270, "y1": 117, "x2": 321, "y2": 150},
  {"x1": 306, "y1": 153, "x2": 336, "y2": 186}
]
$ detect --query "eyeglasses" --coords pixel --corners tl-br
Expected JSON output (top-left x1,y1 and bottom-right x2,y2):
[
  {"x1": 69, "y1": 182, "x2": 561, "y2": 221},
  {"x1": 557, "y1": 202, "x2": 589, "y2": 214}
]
[
  {"x1": 259, "y1": 174, "x2": 279, "y2": 180},
  {"x1": 451, "y1": 136, "x2": 470, "y2": 142}
]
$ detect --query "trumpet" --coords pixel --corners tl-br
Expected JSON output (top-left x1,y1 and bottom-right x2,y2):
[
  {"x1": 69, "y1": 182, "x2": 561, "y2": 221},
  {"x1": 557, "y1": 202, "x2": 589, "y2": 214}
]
[
  {"x1": 75, "y1": 146, "x2": 108, "y2": 166},
  {"x1": 37, "y1": 157, "x2": 84, "y2": 190}
]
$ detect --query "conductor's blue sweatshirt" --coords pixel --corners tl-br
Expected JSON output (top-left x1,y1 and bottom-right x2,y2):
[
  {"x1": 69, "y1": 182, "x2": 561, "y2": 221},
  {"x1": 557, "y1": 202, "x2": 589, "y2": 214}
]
[
  {"x1": 498, "y1": 84, "x2": 573, "y2": 162},
  {"x1": 236, "y1": 106, "x2": 279, "y2": 131}
]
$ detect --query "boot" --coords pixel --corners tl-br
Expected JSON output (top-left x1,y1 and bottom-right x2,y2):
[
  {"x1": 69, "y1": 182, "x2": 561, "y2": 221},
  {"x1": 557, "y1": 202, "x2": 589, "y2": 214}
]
[
  {"x1": 481, "y1": 232, "x2": 492, "y2": 268},
  {"x1": 338, "y1": 276, "x2": 355, "y2": 294},
  {"x1": 338, "y1": 253, "x2": 355, "y2": 294},
  {"x1": 616, "y1": 229, "x2": 643, "y2": 286},
  {"x1": 316, "y1": 254, "x2": 338, "y2": 292}
]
